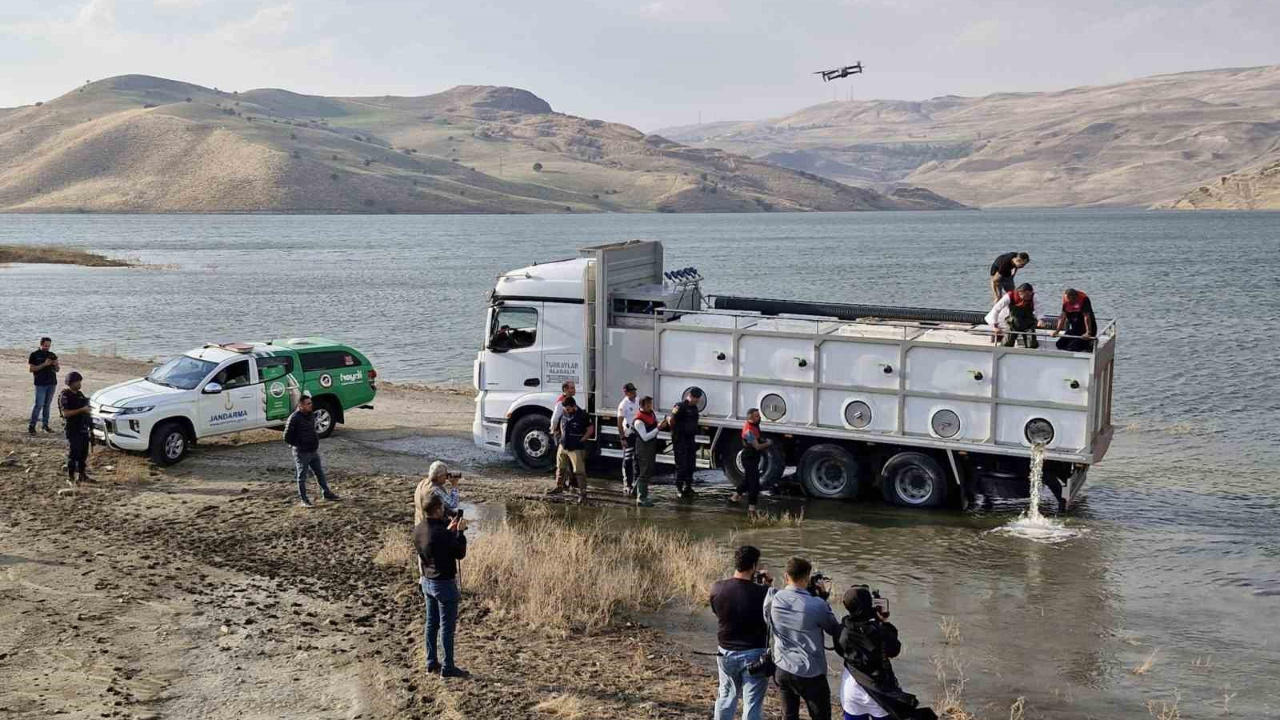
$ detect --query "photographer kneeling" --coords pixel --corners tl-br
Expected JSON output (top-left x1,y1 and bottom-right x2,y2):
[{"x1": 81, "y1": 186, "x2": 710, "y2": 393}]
[
  {"x1": 766, "y1": 557, "x2": 840, "y2": 720},
  {"x1": 834, "y1": 586, "x2": 936, "y2": 720},
  {"x1": 413, "y1": 494, "x2": 469, "y2": 678},
  {"x1": 710, "y1": 546, "x2": 772, "y2": 720}
]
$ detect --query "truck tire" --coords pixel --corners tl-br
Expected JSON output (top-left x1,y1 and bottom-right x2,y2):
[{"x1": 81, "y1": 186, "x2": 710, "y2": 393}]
[
  {"x1": 799, "y1": 444, "x2": 860, "y2": 499},
  {"x1": 149, "y1": 421, "x2": 189, "y2": 466},
  {"x1": 313, "y1": 397, "x2": 338, "y2": 439},
  {"x1": 881, "y1": 451, "x2": 949, "y2": 508},
  {"x1": 510, "y1": 414, "x2": 555, "y2": 471},
  {"x1": 718, "y1": 433, "x2": 784, "y2": 489}
]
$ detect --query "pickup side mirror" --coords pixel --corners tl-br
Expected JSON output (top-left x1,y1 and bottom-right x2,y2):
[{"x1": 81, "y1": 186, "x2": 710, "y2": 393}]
[{"x1": 203, "y1": 382, "x2": 224, "y2": 395}]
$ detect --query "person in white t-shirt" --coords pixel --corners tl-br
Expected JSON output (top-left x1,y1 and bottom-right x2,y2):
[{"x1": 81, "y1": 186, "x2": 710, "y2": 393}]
[
  {"x1": 616, "y1": 382, "x2": 640, "y2": 496},
  {"x1": 839, "y1": 667, "x2": 888, "y2": 720}
]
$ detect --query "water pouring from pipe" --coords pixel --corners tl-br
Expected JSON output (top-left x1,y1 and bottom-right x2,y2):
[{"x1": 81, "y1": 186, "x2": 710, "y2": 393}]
[{"x1": 990, "y1": 443, "x2": 1084, "y2": 544}]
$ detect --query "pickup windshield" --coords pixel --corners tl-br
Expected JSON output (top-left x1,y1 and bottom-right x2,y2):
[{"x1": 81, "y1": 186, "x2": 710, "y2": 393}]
[{"x1": 147, "y1": 355, "x2": 218, "y2": 390}]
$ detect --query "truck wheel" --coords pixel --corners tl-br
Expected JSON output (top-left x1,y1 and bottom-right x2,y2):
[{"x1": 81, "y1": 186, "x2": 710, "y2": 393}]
[
  {"x1": 799, "y1": 444, "x2": 860, "y2": 499},
  {"x1": 313, "y1": 398, "x2": 338, "y2": 439},
  {"x1": 149, "y1": 422, "x2": 188, "y2": 466},
  {"x1": 881, "y1": 452, "x2": 949, "y2": 508},
  {"x1": 510, "y1": 414, "x2": 555, "y2": 471}
]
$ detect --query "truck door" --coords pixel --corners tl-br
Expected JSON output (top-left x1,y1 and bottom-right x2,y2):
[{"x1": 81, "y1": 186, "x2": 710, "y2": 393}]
[
  {"x1": 197, "y1": 358, "x2": 261, "y2": 435},
  {"x1": 482, "y1": 303, "x2": 543, "y2": 420},
  {"x1": 257, "y1": 354, "x2": 299, "y2": 423}
]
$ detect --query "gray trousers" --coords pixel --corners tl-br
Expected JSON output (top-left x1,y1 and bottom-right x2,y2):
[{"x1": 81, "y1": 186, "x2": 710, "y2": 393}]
[{"x1": 293, "y1": 448, "x2": 333, "y2": 501}]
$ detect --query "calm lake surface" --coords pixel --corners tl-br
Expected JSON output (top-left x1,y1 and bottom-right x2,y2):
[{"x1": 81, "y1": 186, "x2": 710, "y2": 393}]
[{"x1": 3, "y1": 210, "x2": 1278, "y2": 717}]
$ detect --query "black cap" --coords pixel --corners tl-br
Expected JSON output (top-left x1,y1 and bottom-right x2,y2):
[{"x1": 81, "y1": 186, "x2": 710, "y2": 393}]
[
  {"x1": 842, "y1": 585, "x2": 874, "y2": 620},
  {"x1": 67, "y1": 371, "x2": 83, "y2": 384},
  {"x1": 623, "y1": 382, "x2": 636, "y2": 392},
  {"x1": 1017, "y1": 282, "x2": 1034, "y2": 293}
]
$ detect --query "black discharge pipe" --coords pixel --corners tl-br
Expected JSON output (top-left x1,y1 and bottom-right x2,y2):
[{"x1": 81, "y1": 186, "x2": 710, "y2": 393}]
[{"x1": 710, "y1": 295, "x2": 989, "y2": 325}]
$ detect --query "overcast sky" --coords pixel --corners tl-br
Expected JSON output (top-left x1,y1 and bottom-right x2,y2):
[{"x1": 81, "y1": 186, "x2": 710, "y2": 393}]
[{"x1": 2, "y1": 0, "x2": 1277, "y2": 130}]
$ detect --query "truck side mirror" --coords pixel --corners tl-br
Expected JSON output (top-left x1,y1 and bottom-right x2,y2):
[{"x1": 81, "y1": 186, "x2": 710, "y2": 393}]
[{"x1": 203, "y1": 382, "x2": 224, "y2": 395}]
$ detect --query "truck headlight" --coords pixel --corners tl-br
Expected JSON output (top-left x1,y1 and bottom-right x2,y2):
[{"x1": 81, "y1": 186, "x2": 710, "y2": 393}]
[{"x1": 118, "y1": 406, "x2": 154, "y2": 415}]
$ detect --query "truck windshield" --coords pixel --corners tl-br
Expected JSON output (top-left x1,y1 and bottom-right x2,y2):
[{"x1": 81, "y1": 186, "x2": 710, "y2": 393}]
[{"x1": 147, "y1": 355, "x2": 218, "y2": 390}]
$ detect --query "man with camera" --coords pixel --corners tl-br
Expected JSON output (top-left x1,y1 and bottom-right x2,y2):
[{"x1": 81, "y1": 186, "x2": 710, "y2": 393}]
[
  {"x1": 834, "y1": 586, "x2": 935, "y2": 720},
  {"x1": 415, "y1": 460, "x2": 461, "y2": 524},
  {"x1": 413, "y1": 493, "x2": 469, "y2": 678},
  {"x1": 765, "y1": 557, "x2": 840, "y2": 720},
  {"x1": 710, "y1": 546, "x2": 773, "y2": 720}
]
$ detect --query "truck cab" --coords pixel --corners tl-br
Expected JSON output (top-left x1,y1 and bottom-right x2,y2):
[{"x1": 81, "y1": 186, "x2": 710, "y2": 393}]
[{"x1": 91, "y1": 338, "x2": 377, "y2": 465}]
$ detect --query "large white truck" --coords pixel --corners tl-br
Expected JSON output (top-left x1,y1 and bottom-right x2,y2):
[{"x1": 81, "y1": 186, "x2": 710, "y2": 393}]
[{"x1": 473, "y1": 240, "x2": 1116, "y2": 510}]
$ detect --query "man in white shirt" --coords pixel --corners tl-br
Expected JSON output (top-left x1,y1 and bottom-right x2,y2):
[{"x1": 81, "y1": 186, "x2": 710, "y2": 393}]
[
  {"x1": 616, "y1": 382, "x2": 640, "y2": 497},
  {"x1": 984, "y1": 283, "x2": 1045, "y2": 349}
]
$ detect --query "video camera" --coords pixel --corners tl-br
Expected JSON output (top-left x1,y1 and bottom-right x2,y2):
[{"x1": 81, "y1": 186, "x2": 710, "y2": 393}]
[
  {"x1": 807, "y1": 571, "x2": 832, "y2": 600},
  {"x1": 752, "y1": 570, "x2": 771, "y2": 586}
]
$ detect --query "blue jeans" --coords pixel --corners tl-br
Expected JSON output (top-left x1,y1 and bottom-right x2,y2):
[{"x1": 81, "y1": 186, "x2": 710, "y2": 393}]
[
  {"x1": 423, "y1": 578, "x2": 460, "y2": 669},
  {"x1": 714, "y1": 647, "x2": 768, "y2": 720},
  {"x1": 292, "y1": 449, "x2": 332, "y2": 501},
  {"x1": 30, "y1": 384, "x2": 55, "y2": 429}
]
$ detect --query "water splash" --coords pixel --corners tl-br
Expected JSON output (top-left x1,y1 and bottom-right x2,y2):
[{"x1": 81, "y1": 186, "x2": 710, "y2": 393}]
[{"x1": 990, "y1": 443, "x2": 1085, "y2": 544}]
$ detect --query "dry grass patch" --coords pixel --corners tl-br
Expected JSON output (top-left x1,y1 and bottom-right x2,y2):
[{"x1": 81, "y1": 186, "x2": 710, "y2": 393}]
[
  {"x1": 465, "y1": 515, "x2": 724, "y2": 632},
  {"x1": 533, "y1": 693, "x2": 588, "y2": 719},
  {"x1": 933, "y1": 650, "x2": 974, "y2": 720},
  {"x1": 747, "y1": 508, "x2": 805, "y2": 527},
  {"x1": 939, "y1": 615, "x2": 962, "y2": 645},
  {"x1": 374, "y1": 527, "x2": 418, "y2": 580},
  {"x1": 0, "y1": 245, "x2": 131, "y2": 267},
  {"x1": 1145, "y1": 690, "x2": 1181, "y2": 720}
]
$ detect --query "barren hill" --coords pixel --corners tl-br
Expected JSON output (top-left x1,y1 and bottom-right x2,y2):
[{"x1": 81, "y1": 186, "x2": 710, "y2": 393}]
[
  {"x1": 0, "y1": 75, "x2": 961, "y2": 214},
  {"x1": 658, "y1": 66, "x2": 1280, "y2": 208},
  {"x1": 1163, "y1": 157, "x2": 1280, "y2": 209}
]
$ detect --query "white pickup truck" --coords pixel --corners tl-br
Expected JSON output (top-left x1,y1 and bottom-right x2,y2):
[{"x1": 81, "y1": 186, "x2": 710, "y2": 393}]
[
  {"x1": 91, "y1": 338, "x2": 378, "y2": 465},
  {"x1": 472, "y1": 240, "x2": 1117, "y2": 511}
]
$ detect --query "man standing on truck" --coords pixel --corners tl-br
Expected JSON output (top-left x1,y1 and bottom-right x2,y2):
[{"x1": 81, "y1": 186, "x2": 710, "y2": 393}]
[
  {"x1": 985, "y1": 283, "x2": 1045, "y2": 349},
  {"x1": 28, "y1": 336, "x2": 59, "y2": 435},
  {"x1": 284, "y1": 395, "x2": 339, "y2": 508},
  {"x1": 58, "y1": 371, "x2": 92, "y2": 486},
  {"x1": 549, "y1": 380, "x2": 577, "y2": 495},
  {"x1": 731, "y1": 408, "x2": 772, "y2": 515},
  {"x1": 1054, "y1": 288, "x2": 1097, "y2": 353},
  {"x1": 669, "y1": 387, "x2": 703, "y2": 498},
  {"x1": 617, "y1": 382, "x2": 640, "y2": 497},
  {"x1": 556, "y1": 396, "x2": 595, "y2": 504},
  {"x1": 989, "y1": 252, "x2": 1030, "y2": 302}
]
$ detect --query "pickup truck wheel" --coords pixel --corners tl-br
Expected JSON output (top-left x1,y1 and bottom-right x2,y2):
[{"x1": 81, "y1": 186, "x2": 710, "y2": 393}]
[
  {"x1": 799, "y1": 444, "x2": 860, "y2": 499},
  {"x1": 510, "y1": 414, "x2": 555, "y2": 471},
  {"x1": 881, "y1": 452, "x2": 949, "y2": 508},
  {"x1": 149, "y1": 422, "x2": 188, "y2": 466},
  {"x1": 313, "y1": 399, "x2": 337, "y2": 439}
]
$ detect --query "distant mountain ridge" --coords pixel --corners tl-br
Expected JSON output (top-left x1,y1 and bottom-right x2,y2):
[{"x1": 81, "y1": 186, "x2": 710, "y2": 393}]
[
  {"x1": 658, "y1": 66, "x2": 1280, "y2": 209},
  {"x1": 0, "y1": 75, "x2": 962, "y2": 214}
]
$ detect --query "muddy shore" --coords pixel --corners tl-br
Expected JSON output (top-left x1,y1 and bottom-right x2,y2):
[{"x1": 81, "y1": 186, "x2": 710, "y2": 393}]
[{"x1": 0, "y1": 349, "x2": 765, "y2": 719}]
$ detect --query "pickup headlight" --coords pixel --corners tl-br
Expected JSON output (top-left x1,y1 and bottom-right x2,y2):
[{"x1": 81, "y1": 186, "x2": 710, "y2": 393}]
[{"x1": 118, "y1": 406, "x2": 154, "y2": 415}]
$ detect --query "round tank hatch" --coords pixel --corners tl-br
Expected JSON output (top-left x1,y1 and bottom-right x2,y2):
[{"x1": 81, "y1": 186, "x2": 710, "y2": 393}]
[
  {"x1": 1024, "y1": 417, "x2": 1055, "y2": 445},
  {"x1": 760, "y1": 393, "x2": 787, "y2": 421},
  {"x1": 843, "y1": 400, "x2": 872, "y2": 429},
  {"x1": 930, "y1": 409, "x2": 961, "y2": 438},
  {"x1": 682, "y1": 386, "x2": 708, "y2": 412}
]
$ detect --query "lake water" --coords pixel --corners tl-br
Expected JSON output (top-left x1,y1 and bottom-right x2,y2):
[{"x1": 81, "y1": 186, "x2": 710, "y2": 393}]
[{"x1": 3, "y1": 210, "x2": 1279, "y2": 717}]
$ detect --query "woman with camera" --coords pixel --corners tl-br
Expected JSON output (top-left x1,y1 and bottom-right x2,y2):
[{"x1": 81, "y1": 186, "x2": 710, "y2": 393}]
[{"x1": 834, "y1": 586, "x2": 936, "y2": 720}]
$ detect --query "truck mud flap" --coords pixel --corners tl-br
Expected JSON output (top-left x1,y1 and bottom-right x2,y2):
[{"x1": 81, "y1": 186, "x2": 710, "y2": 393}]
[{"x1": 1065, "y1": 466, "x2": 1089, "y2": 508}]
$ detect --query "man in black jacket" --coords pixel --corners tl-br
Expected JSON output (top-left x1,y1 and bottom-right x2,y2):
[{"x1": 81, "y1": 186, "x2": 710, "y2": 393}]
[
  {"x1": 58, "y1": 372, "x2": 92, "y2": 486},
  {"x1": 834, "y1": 586, "x2": 936, "y2": 720},
  {"x1": 413, "y1": 494, "x2": 469, "y2": 678},
  {"x1": 284, "y1": 396, "x2": 337, "y2": 508},
  {"x1": 668, "y1": 387, "x2": 703, "y2": 497}
]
